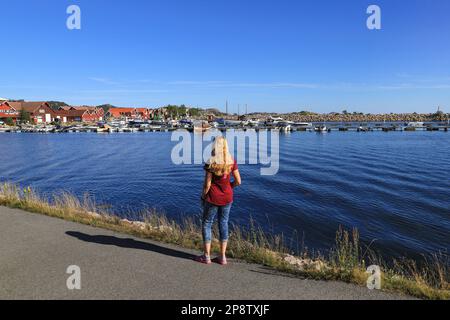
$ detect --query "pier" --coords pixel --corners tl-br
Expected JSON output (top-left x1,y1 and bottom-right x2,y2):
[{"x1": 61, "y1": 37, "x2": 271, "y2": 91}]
[{"x1": 0, "y1": 124, "x2": 449, "y2": 134}]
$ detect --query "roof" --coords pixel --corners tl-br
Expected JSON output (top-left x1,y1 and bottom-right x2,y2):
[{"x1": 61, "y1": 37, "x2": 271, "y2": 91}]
[
  {"x1": 108, "y1": 108, "x2": 136, "y2": 116},
  {"x1": 71, "y1": 106, "x2": 97, "y2": 111},
  {"x1": 135, "y1": 108, "x2": 150, "y2": 113},
  {"x1": 54, "y1": 109, "x2": 88, "y2": 117},
  {"x1": 8, "y1": 102, "x2": 51, "y2": 113}
]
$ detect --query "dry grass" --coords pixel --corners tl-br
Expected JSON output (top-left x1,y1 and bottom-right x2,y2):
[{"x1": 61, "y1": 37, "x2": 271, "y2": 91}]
[{"x1": 0, "y1": 182, "x2": 448, "y2": 300}]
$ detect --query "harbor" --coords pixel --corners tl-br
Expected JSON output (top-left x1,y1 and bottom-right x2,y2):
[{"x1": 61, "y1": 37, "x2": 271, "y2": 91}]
[{"x1": 0, "y1": 120, "x2": 449, "y2": 134}]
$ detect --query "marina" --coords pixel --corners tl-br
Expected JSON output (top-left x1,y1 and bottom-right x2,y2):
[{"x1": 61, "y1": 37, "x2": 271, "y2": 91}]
[{"x1": 1, "y1": 121, "x2": 449, "y2": 134}]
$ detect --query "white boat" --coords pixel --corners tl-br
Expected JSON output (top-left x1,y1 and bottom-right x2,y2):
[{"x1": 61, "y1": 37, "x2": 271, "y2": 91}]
[
  {"x1": 314, "y1": 125, "x2": 328, "y2": 132},
  {"x1": 277, "y1": 121, "x2": 294, "y2": 127},
  {"x1": 293, "y1": 122, "x2": 313, "y2": 128},
  {"x1": 267, "y1": 116, "x2": 284, "y2": 125},
  {"x1": 247, "y1": 118, "x2": 261, "y2": 127},
  {"x1": 167, "y1": 119, "x2": 179, "y2": 128},
  {"x1": 407, "y1": 122, "x2": 424, "y2": 128}
]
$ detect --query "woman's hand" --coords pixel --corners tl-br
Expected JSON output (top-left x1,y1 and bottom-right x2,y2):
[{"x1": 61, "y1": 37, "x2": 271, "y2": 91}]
[{"x1": 231, "y1": 169, "x2": 242, "y2": 188}]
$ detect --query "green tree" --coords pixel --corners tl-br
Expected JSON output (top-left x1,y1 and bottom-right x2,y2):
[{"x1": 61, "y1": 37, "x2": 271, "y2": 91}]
[
  {"x1": 5, "y1": 117, "x2": 14, "y2": 126},
  {"x1": 19, "y1": 109, "x2": 31, "y2": 123},
  {"x1": 47, "y1": 101, "x2": 68, "y2": 110}
]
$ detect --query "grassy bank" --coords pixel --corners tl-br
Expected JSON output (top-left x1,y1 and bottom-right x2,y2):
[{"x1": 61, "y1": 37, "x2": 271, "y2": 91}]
[{"x1": 0, "y1": 182, "x2": 448, "y2": 300}]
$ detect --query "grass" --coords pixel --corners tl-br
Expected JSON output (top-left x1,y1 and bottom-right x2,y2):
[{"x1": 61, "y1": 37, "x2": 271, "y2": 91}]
[{"x1": 0, "y1": 182, "x2": 448, "y2": 300}]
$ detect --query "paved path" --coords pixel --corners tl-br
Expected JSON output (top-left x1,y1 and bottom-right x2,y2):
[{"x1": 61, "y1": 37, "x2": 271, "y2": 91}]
[{"x1": 0, "y1": 206, "x2": 412, "y2": 300}]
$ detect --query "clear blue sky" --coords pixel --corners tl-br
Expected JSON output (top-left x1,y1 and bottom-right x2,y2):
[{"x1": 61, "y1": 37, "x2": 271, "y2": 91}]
[{"x1": 1, "y1": 0, "x2": 449, "y2": 113}]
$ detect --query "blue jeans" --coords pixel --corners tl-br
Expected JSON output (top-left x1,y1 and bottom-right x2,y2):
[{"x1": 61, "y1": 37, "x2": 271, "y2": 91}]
[{"x1": 202, "y1": 202, "x2": 232, "y2": 243}]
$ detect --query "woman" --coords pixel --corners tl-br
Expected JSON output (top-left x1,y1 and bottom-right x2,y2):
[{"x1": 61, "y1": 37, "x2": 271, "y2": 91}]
[{"x1": 195, "y1": 136, "x2": 241, "y2": 265}]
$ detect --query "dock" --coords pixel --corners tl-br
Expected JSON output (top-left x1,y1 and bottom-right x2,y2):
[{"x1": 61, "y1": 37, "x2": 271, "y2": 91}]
[{"x1": 0, "y1": 124, "x2": 449, "y2": 134}]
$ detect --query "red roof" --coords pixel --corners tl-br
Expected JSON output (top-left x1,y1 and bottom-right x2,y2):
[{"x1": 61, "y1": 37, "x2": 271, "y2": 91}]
[
  {"x1": 54, "y1": 109, "x2": 88, "y2": 117},
  {"x1": 108, "y1": 108, "x2": 135, "y2": 117},
  {"x1": 8, "y1": 102, "x2": 52, "y2": 113}
]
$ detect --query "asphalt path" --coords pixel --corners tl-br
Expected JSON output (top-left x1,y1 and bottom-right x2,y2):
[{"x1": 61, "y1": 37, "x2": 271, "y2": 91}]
[{"x1": 0, "y1": 206, "x2": 413, "y2": 300}]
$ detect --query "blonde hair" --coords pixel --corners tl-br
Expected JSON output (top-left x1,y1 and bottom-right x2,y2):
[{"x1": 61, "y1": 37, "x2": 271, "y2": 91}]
[{"x1": 207, "y1": 136, "x2": 234, "y2": 176}]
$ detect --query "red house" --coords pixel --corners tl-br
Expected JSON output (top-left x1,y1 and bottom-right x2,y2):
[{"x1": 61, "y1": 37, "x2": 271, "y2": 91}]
[
  {"x1": 0, "y1": 101, "x2": 19, "y2": 122},
  {"x1": 107, "y1": 108, "x2": 135, "y2": 120},
  {"x1": 55, "y1": 106, "x2": 104, "y2": 123},
  {"x1": 71, "y1": 106, "x2": 104, "y2": 121},
  {"x1": 8, "y1": 101, "x2": 55, "y2": 124},
  {"x1": 107, "y1": 107, "x2": 155, "y2": 120}
]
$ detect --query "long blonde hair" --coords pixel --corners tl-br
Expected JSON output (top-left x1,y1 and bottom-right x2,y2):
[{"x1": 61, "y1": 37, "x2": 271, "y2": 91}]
[{"x1": 207, "y1": 136, "x2": 234, "y2": 176}]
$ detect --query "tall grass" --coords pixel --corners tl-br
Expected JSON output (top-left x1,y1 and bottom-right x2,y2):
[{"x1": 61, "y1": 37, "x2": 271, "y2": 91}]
[{"x1": 0, "y1": 182, "x2": 448, "y2": 300}]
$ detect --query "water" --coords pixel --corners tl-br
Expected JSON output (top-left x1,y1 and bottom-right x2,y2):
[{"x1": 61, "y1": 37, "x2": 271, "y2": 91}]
[{"x1": 0, "y1": 131, "x2": 449, "y2": 260}]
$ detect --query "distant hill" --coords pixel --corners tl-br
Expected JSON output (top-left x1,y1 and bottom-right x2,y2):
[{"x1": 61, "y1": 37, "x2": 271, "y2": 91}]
[{"x1": 47, "y1": 101, "x2": 69, "y2": 110}]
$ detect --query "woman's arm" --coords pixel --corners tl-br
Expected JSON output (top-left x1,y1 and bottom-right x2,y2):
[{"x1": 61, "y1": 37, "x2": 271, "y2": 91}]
[
  {"x1": 202, "y1": 171, "x2": 213, "y2": 199},
  {"x1": 231, "y1": 169, "x2": 241, "y2": 188}
]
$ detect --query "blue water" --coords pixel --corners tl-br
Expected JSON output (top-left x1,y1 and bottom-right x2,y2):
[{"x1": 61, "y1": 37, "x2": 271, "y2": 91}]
[{"x1": 0, "y1": 131, "x2": 449, "y2": 259}]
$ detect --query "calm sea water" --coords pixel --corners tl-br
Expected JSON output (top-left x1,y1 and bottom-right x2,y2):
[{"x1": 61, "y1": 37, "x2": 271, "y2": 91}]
[{"x1": 0, "y1": 131, "x2": 449, "y2": 259}]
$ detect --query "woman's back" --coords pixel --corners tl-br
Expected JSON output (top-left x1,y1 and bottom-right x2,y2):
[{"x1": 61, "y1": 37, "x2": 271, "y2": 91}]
[{"x1": 204, "y1": 160, "x2": 238, "y2": 206}]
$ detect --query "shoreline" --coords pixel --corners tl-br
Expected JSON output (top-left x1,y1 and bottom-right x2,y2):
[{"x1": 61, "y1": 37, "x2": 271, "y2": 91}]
[
  {"x1": 1, "y1": 122, "x2": 449, "y2": 133},
  {"x1": 0, "y1": 182, "x2": 448, "y2": 300}
]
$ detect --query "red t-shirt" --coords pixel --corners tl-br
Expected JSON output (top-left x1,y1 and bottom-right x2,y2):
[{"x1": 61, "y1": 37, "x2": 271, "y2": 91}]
[{"x1": 204, "y1": 160, "x2": 238, "y2": 206}]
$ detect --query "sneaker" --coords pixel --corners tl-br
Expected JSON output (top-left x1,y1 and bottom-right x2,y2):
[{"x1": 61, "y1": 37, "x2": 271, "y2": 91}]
[
  {"x1": 212, "y1": 256, "x2": 228, "y2": 265},
  {"x1": 194, "y1": 255, "x2": 211, "y2": 265}
]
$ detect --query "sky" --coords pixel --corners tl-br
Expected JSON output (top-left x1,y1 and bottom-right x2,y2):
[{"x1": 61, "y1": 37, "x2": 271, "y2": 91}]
[{"x1": 1, "y1": 0, "x2": 450, "y2": 114}]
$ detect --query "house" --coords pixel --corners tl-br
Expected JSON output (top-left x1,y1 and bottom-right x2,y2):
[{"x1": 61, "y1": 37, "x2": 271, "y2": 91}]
[
  {"x1": 57, "y1": 106, "x2": 72, "y2": 111},
  {"x1": 0, "y1": 101, "x2": 19, "y2": 122},
  {"x1": 71, "y1": 106, "x2": 104, "y2": 121},
  {"x1": 54, "y1": 109, "x2": 97, "y2": 123},
  {"x1": 8, "y1": 101, "x2": 55, "y2": 124},
  {"x1": 55, "y1": 106, "x2": 104, "y2": 123},
  {"x1": 134, "y1": 108, "x2": 151, "y2": 120},
  {"x1": 107, "y1": 108, "x2": 136, "y2": 120}
]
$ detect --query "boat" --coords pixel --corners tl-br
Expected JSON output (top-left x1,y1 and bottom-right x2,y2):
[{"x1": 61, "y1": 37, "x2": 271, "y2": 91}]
[
  {"x1": 407, "y1": 122, "x2": 425, "y2": 128},
  {"x1": 247, "y1": 118, "x2": 261, "y2": 127},
  {"x1": 150, "y1": 120, "x2": 166, "y2": 126},
  {"x1": 314, "y1": 125, "x2": 328, "y2": 133},
  {"x1": 167, "y1": 119, "x2": 179, "y2": 128},
  {"x1": 224, "y1": 120, "x2": 243, "y2": 127},
  {"x1": 210, "y1": 121, "x2": 219, "y2": 128},
  {"x1": 357, "y1": 126, "x2": 370, "y2": 132},
  {"x1": 293, "y1": 122, "x2": 313, "y2": 128},
  {"x1": 265, "y1": 116, "x2": 284, "y2": 126},
  {"x1": 193, "y1": 120, "x2": 212, "y2": 133},
  {"x1": 277, "y1": 121, "x2": 294, "y2": 127},
  {"x1": 97, "y1": 124, "x2": 111, "y2": 133}
]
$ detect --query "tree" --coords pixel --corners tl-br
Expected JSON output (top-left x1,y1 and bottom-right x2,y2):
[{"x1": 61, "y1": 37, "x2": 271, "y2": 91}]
[
  {"x1": 19, "y1": 109, "x2": 31, "y2": 123},
  {"x1": 47, "y1": 101, "x2": 68, "y2": 110},
  {"x1": 5, "y1": 117, "x2": 14, "y2": 126},
  {"x1": 97, "y1": 104, "x2": 117, "y2": 113}
]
